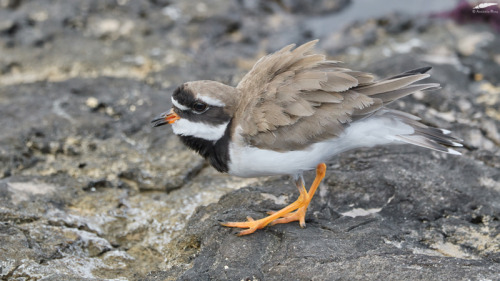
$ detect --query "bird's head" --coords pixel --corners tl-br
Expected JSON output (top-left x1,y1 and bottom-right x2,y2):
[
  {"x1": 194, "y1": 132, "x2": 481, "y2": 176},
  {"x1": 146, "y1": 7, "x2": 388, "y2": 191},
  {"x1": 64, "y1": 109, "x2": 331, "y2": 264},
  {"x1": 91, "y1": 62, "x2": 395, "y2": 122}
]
[{"x1": 152, "y1": 80, "x2": 239, "y2": 141}]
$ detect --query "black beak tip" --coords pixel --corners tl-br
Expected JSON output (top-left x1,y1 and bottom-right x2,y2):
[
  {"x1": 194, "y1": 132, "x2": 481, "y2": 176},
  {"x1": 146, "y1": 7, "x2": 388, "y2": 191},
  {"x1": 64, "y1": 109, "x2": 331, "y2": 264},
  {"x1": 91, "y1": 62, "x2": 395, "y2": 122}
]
[
  {"x1": 151, "y1": 117, "x2": 166, "y2": 128},
  {"x1": 152, "y1": 120, "x2": 168, "y2": 128},
  {"x1": 151, "y1": 117, "x2": 162, "y2": 124},
  {"x1": 151, "y1": 112, "x2": 169, "y2": 128}
]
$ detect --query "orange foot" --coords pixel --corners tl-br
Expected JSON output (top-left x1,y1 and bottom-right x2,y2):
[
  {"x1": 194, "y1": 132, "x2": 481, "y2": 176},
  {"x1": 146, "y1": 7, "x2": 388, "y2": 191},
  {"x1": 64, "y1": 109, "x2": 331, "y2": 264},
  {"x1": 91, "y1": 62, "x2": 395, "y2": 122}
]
[{"x1": 221, "y1": 163, "x2": 327, "y2": 236}]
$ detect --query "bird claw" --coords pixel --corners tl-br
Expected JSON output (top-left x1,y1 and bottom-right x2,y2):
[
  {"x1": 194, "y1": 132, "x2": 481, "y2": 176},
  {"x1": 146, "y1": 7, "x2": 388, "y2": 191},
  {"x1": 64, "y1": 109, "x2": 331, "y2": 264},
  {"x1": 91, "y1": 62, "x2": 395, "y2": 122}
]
[
  {"x1": 220, "y1": 163, "x2": 326, "y2": 235},
  {"x1": 220, "y1": 216, "x2": 265, "y2": 236},
  {"x1": 269, "y1": 207, "x2": 307, "y2": 227}
]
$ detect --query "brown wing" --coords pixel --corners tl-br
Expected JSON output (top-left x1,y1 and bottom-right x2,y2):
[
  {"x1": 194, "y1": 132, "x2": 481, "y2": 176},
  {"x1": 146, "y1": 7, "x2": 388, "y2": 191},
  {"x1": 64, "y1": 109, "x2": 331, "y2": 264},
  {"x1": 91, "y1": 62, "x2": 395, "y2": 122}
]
[{"x1": 235, "y1": 40, "x2": 438, "y2": 151}]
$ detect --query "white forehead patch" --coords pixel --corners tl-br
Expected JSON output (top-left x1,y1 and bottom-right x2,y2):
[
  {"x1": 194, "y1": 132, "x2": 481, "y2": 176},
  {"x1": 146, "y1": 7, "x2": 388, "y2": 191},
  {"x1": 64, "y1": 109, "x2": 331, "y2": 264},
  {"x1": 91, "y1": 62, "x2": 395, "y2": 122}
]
[
  {"x1": 171, "y1": 96, "x2": 189, "y2": 111},
  {"x1": 172, "y1": 118, "x2": 229, "y2": 141},
  {"x1": 197, "y1": 93, "x2": 225, "y2": 107}
]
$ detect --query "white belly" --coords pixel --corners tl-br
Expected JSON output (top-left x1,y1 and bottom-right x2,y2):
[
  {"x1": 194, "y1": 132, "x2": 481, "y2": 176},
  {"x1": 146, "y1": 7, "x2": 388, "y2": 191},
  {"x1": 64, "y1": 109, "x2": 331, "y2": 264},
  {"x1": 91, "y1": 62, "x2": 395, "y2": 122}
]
[
  {"x1": 228, "y1": 115, "x2": 414, "y2": 178},
  {"x1": 228, "y1": 140, "x2": 337, "y2": 177}
]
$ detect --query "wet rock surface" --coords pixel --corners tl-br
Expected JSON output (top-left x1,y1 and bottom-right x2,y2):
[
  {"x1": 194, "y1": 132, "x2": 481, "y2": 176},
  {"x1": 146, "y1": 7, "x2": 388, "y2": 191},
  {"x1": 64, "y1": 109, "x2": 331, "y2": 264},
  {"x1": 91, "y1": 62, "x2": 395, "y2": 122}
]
[{"x1": 1, "y1": 0, "x2": 499, "y2": 280}]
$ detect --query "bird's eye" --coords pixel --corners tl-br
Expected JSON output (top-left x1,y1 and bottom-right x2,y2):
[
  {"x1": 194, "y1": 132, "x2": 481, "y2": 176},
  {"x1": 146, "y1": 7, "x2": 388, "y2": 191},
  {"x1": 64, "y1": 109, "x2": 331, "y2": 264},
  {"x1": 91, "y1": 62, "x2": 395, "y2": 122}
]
[{"x1": 192, "y1": 102, "x2": 208, "y2": 113}]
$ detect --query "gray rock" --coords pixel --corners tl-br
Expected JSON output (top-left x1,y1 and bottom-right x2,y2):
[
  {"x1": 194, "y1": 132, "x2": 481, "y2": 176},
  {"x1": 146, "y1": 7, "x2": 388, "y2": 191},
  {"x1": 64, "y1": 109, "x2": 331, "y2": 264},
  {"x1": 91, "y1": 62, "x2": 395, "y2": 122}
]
[
  {"x1": 0, "y1": 77, "x2": 205, "y2": 192},
  {"x1": 169, "y1": 146, "x2": 500, "y2": 280}
]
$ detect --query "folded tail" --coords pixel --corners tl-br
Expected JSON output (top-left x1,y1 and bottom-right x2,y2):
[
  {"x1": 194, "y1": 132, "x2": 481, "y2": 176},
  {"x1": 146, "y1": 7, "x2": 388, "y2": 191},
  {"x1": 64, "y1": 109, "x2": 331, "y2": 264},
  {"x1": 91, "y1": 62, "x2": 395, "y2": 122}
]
[
  {"x1": 356, "y1": 67, "x2": 462, "y2": 155},
  {"x1": 385, "y1": 109, "x2": 463, "y2": 155}
]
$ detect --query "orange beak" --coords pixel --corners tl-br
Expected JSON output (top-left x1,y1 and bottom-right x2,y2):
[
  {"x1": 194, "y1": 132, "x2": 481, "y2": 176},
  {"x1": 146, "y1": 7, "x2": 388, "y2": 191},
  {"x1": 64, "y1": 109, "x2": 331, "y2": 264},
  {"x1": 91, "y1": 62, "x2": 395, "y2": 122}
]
[
  {"x1": 151, "y1": 108, "x2": 180, "y2": 127},
  {"x1": 166, "y1": 109, "x2": 180, "y2": 124}
]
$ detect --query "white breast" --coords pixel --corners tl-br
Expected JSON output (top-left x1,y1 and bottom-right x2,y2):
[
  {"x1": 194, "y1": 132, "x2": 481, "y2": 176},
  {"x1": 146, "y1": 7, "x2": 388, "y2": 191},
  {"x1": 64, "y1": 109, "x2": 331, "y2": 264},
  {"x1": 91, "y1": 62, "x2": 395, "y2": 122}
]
[
  {"x1": 228, "y1": 115, "x2": 414, "y2": 178},
  {"x1": 228, "y1": 140, "x2": 337, "y2": 177}
]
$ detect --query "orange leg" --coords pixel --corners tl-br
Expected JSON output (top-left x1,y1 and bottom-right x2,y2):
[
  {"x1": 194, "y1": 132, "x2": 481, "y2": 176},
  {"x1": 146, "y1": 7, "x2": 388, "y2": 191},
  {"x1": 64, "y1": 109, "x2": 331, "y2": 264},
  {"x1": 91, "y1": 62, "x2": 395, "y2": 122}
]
[
  {"x1": 221, "y1": 163, "x2": 327, "y2": 236},
  {"x1": 270, "y1": 163, "x2": 326, "y2": 227}
]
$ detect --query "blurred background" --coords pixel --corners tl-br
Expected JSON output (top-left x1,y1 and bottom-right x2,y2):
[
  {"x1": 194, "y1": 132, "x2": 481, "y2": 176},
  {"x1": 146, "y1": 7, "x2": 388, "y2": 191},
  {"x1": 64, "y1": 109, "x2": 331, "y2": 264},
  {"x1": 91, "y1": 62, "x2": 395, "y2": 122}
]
[{"x1": 1, "y1": 0, "x2": 499, "y2": 279}]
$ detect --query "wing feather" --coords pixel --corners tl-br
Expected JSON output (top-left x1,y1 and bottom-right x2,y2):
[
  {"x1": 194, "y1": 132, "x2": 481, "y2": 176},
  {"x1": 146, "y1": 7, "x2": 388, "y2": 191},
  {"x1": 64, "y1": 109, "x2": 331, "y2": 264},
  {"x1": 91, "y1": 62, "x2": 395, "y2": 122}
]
[
  {"x1": 301, "y1": 91, "x2": 343, "y2": 103},
  {"x1": 371, "y1": 83, "x2": 440, "y2": 104},
  {"x1": 284, "y1": 98, "x2": 316, "y2": 116},
  {"x1": 235, "y1": 40, "x2": 438, "y2": 151},
  {"x1": 355, "y1": 74, "x2": 430, "y2": 95},
  {"x1": 320, "y1": 72, "x2": 359, "y2": 92}
]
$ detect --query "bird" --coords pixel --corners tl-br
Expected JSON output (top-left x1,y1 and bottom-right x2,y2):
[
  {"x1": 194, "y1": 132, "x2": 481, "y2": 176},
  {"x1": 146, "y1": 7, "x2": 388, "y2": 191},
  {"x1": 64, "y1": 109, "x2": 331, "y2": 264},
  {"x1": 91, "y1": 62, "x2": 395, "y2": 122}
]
[{"x1": 151, "y1": 40, "x2": 462, "y2": 236}]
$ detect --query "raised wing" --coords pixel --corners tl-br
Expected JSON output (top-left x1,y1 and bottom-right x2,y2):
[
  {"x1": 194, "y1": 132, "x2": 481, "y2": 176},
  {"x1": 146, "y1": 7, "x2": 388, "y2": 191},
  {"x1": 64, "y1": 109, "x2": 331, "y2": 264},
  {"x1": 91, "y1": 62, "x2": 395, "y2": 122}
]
[{"x1": 235, "y1": 40, "x2": 437, "y2": 151}]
